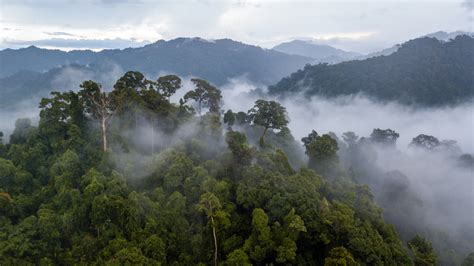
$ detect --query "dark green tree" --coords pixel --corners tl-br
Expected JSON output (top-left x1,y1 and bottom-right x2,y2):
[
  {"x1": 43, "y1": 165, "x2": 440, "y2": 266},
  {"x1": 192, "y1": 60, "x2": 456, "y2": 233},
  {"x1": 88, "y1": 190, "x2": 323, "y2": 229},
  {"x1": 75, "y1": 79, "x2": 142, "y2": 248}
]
[
  {"x1": 304, "y1": 133, "x2": 339, "y2": 176},
  {"x1": 197, "y1": 192, "x2": 229, "y2": 266},
  {"x1": 247, "y1": 99, "x2": 289, "y2": 147},
  {"x1": 370, "y1": 128, "x2": 399, "y2": 146},
  {"x1": 462, "y1": 252, "x2": 474, "y2": 266},
  {"x1": 410, "y1": 134, "x2": 440, "y2": 150},
  {"x1": 183, "y1": 79, "x2": 222, "y2": 115},
  {"x1": 80, "y1": 81, "x2": 119, "y2": 152},
  {"x1": 156, "y1": 74, "x2": 182, "y2": 100},
  {"x1": 408, "y1": 235, "x2": 437, "y2": 266},
  {"x1": 223, "y1": 109, "x2": 236, "y2": 130}
]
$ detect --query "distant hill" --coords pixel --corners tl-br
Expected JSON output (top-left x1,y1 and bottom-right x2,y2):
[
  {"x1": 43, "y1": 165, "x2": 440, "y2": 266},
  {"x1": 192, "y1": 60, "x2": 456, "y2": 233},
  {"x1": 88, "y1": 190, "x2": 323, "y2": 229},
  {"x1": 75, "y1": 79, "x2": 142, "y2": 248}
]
[
  {"x1": 97, "y1": 38, "x2": 313, "y2": 85},
  {"x1": 358, "y1": 31, "x2": 473, "y2": 60},
  {"x1": 0, "y1": 37, "x2": 313, "y2": 85},
  {"x1": 0, "y1": 46, "x2": 95, "y2": 78},
  {"x1": 268, "y1": 35, "x2": 474, "y2": 106},
  {"x1": 425, "y1": 31, "x2": 473, "y2": 41},
  {"x1": 272, "y1": 40, "x2": 359, "y2": 63},
  {"x1": 0, "y1": 64, "x2": 100, "y2": 108},
  {"x1": 0, "y1": 38, "x2": 315, "y2": 109}
]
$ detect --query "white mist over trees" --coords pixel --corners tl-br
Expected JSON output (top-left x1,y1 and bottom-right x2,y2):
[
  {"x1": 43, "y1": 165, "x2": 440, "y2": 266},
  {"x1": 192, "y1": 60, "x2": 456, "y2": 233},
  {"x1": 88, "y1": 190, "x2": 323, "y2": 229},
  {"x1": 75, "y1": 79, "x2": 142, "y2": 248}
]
[{"x1": 2, "y1": 72, "x2": 472, "y2": 264}]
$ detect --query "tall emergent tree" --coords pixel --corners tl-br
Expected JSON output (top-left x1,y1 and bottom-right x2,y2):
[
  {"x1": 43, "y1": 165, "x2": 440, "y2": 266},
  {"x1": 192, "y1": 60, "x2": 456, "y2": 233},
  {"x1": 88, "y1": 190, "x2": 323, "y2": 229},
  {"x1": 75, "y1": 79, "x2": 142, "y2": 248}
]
[
  {"x1": 197, "y1": 192, "x2": 229, "y2": 266},
  {"x1": 410, "y1": 134, "x2": 440, "y2": 150},
  {"x1": 303, "y1": 133, "x2": 340, "y2": 176},
  {"x1": 370, "y1": 128, "x2": 399, "y2": 146},
  {"x1": 183, "y1": 79, "x2": 222, "y2": 115},
  {"x1": 80, "y1": 80, "x2": 119, "y2": 152},
  {"x1": 247, "y1": 99, "x2": 288, "y2": 147},
  {"x1": 408, "y1": 235, "x2": 437, "y2": 265},
  {"x1": 156, "y1": 75, "x2": 182, "y2": 100},
  {"x1": 223, "y1": 109, "x2": 236, "y2": 130}
]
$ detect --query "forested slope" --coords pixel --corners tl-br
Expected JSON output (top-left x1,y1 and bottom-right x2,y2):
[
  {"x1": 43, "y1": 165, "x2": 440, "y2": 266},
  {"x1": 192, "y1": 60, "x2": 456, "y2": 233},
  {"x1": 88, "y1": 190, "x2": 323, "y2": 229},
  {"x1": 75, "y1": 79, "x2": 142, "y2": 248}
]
[
  {"x1": 0, "y1": 71, "x2": 431, "y2": 265},
  {"x1": 269, "y1": 35, "x2": 474, "y2": 106},
  {"x1": 0, "y1": 72, "x2": 420, "y2": 265}
]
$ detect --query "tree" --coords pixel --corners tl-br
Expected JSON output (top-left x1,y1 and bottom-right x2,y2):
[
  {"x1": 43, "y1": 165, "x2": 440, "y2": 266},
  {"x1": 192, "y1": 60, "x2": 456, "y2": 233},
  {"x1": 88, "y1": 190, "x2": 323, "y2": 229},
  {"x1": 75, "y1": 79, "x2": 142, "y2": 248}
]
[
  {"x1": 324, "y1": 246, "x2": 358, "y2": 266},
  {"x1": 223, "y1": 110, "x2": 236, "y2": 130},
  {"x1": 80, "y1": 80, "x2": 119, "y2": 152},
  {"x1": 370, "y1": 128, "x2": 399, "y2": 146},
  {"x1": 156, "y1": 75, "x2": 182, "y2": 100},
  {"x1": 304, "y1": 133, "x2": 339, "y2": 175},
  {"x1": 244, "y1": 208, "x2": 274, "y2": 262},
  {"x1": 247, "y1": 99, "x2": 289, "y2": 147},
  {"x1": 225, "y1": 131, "x2": 252, "y2": 166},
  {"x1": 197, "y1": 192, "x2": 229, "y2": 266},
  {"x1": 183, "y1": 79, "x2": 222, "y2": 115},
  {"x1": 235, "y1": 111, "x2": 248, "y2": 125},
  {"x1": 10, "y1": 118, "x2": 33, "y2": 145},
  {"x1": 342, "y1": 131, "x2": 359, "y2": 147},
  {"x1": 226, "y1": 249, "x2": 251, "y2": 265},
  {"x1": 408, "y1": 235, "x2": 437, "y2": 266},
  {"x1": 301, "y1": 130, "x2": 318, "y2": 149},
  {"x1": 410, "y1": 134, "x2": 440, "y2": 150},
  {"x1": 462, "y1": 252, "x2": 474, "y2": 266}
]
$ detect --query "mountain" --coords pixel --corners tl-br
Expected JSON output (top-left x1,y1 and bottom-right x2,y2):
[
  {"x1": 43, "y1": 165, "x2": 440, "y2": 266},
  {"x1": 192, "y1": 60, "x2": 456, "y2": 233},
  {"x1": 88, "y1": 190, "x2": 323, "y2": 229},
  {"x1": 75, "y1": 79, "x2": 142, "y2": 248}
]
[
  {"x1": 0, "y1": 64, "x2": 100, "y2": 108},
  {"x1": 268, "y1": 35, "x2": 474, "y2": 106},
  {"x1": 359, "y1": 31, "x2": 474, "y2": 60},
  {"x1": 272, "y1": 40, "x2": 359, "y2": 63},
  {"x1": 355, "y1": 44, "x2": 402, "y2": 60},
  {"x1": 425, "y1": 30, "x2": 473, "y2": 41},
  {"x1": 0, "y1": 46, "x2": 96, "y2": 78},
  {"x1": 0, "y1": 38, "x2": 313, "y2": 85}
]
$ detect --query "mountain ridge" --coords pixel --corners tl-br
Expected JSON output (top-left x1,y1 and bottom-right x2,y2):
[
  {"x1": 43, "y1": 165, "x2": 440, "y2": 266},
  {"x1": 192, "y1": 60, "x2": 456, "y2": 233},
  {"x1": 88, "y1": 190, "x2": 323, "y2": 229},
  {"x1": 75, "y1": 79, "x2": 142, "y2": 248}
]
[{"x1": 268, "y1": 35, "x2": 474, "y2": 106}]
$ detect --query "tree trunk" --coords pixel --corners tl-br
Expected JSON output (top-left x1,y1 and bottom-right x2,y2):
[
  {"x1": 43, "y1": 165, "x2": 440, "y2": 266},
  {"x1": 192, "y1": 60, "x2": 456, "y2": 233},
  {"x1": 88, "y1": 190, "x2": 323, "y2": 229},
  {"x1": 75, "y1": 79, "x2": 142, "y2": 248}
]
[
  {"x1": 211, "y1": 216, "x2": 218, "y2": 266},
  {"x1": 259, "y1": 127, "x2": 268, "y2": 147},
  {"x1": 198, "y1": 100, "x2": 202, "y2": 116},
  {"x1": 151, "y1": 118, "x2": 155, "y2": 155},
  {"x1": 101, "y1": 118, "x2": 107, "y2": 152}
]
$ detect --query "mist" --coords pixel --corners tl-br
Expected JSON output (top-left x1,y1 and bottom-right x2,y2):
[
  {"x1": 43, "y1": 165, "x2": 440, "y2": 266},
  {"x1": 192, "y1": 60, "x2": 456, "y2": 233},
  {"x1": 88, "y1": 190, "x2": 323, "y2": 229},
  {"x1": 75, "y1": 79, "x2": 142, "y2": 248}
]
[
  {"x1": 220, "y1": 80, "x2": 474, "y2": 153},
  {"x1": 219, "y1": 79, "x2": 474, "y2": 260},
  {"x1": 1, "y1": 72, "x2": 472, "y2": 263}
]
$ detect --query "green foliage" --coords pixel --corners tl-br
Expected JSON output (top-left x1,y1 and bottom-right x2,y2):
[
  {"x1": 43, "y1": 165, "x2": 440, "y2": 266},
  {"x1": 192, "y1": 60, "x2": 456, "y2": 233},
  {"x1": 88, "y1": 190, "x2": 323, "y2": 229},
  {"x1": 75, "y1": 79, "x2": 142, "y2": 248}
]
[
  {"x1": 408, "y1": 235, "x2": 437, "y2": 265},
  {"x1": 225, "y1": 131, "x2": 252, "y2": 166},
  {"x1": 223, "y1": 109, "x2": 236, "y2": 129},
  {"x1": 462, "y1": 252, "x2": 474, "y2": 266},
  {"x1": 410, "y1": 134, "x2": 440, "y2": 150},
  {"x1": 183, "y1": 79, "x2": 222, "y2": 115},
  {"x1": 0, "y1": 73, "x2": 416, "y2": 265},
  {"x1": 247, "y1": 99, "x2": 288, "y2": 147},
  {"x1": 156, "y1": 74, "x2": 182, "y2": 99},
  {"x1": 304, "y1": 133, "x2": 341, "y2": 177},
  {"x1": 370, "y1": 128, "x2": 399, "y2": 146},
  {"x1": 269, "y1": 35, "x2": 474, "y2": 106},
  {"x1": 324, "y1": 246, "x2": 358, "y2": 266}
]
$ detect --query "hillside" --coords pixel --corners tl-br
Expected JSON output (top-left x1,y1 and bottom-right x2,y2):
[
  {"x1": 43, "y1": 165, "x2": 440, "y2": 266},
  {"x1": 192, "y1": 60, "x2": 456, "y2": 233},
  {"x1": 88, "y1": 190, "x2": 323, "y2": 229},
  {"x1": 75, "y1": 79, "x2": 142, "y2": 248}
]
[
  {"x1": 0, "y1": 38, "x2": 312, "y2": 85},
  {"x1": 268, "y1": 35, "x2": 474, "y2": 106},
  {"x1": 0, "y1": 72, "x2": 418, "y2": 264},
  {"x1": 272, "y1": 40, "x2": 359, "y2": 63},
  {"x1": 356, "y1": 31, "x2": 473, "y2": 60}
]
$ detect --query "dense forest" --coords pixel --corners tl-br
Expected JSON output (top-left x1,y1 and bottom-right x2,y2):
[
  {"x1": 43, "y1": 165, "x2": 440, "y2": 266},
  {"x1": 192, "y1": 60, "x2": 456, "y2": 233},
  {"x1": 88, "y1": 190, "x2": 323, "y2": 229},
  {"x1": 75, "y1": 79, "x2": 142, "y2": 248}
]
[
  {"x1": 268, "y1": 35, "x2": 474, "y2": 106},
  {"x1": 1, "y1": 71, "x2": 472, "y2": 265}
]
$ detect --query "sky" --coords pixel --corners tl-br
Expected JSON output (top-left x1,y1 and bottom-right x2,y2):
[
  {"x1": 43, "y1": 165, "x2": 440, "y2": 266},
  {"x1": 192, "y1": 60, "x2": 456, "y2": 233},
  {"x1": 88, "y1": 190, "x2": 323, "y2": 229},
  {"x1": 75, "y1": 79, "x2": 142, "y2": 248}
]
[{"x1": 0, "y1": 0, "x2": 473, "y2": 53}]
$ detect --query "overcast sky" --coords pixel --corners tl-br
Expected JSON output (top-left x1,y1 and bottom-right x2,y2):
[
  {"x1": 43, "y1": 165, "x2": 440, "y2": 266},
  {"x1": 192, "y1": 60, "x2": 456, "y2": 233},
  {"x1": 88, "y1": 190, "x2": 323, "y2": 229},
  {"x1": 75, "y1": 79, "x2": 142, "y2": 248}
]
[{"x1": 1, "y1": 0, "x2": 472, "y2": 53}]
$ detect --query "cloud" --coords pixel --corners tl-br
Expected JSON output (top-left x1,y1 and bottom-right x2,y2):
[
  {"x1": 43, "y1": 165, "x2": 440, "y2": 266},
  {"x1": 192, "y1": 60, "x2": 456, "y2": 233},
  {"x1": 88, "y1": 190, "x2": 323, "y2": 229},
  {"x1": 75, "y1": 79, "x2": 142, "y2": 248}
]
[
  {"x1": 44, "y1": 31, "x2": 82, "y2": 37},
  {"x1": 218, "y1": 80, "x2": 474, "y2": 153},
  {"x1": 2, "y1": 37, "x2": 151, "y2": 50},
  {"x1": 0, "y1": 0, "x2": 470, "y2": 53},
  {"x1": 462, "y1": 0, "x2": 474, "y2": 11}
]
